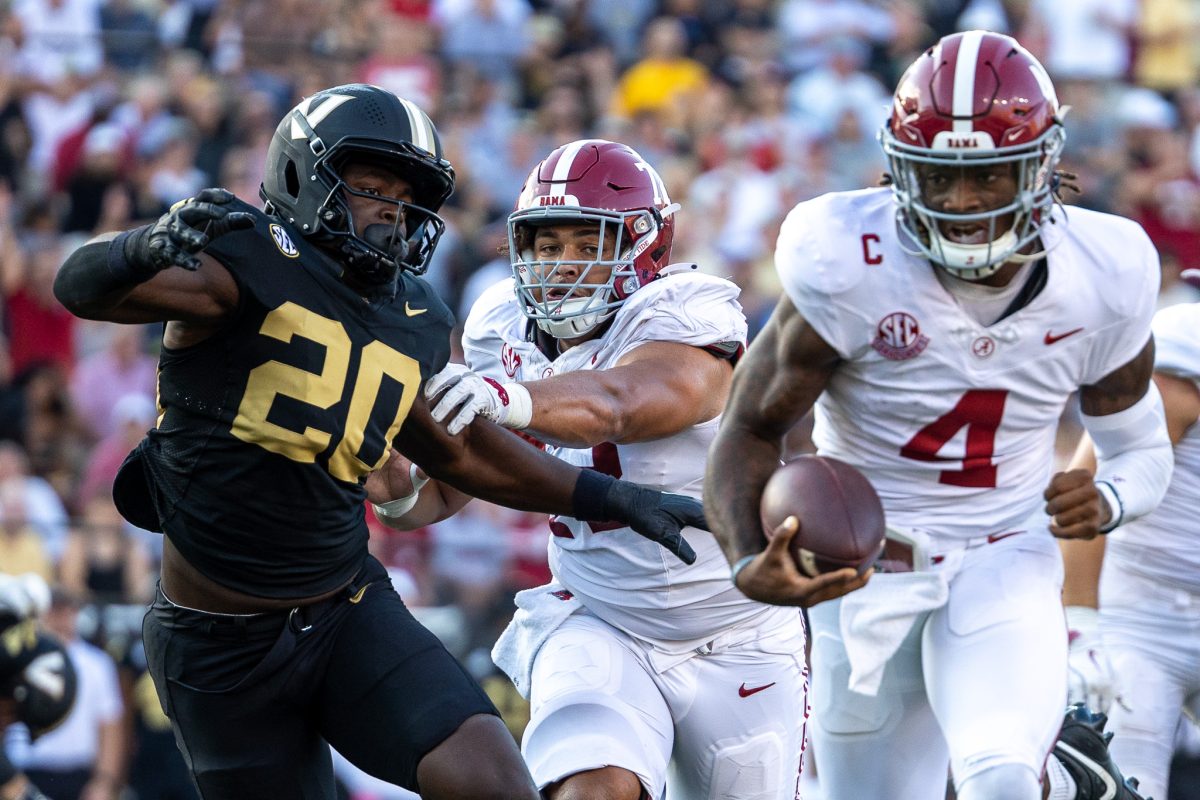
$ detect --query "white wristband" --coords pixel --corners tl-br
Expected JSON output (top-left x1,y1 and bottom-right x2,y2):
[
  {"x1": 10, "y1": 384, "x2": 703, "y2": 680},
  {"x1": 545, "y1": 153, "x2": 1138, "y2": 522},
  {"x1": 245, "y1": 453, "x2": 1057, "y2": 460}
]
[
  {"x1": 497, "y1": 381, "x2": 533, "y2": 430},
  {"x1": 372, "y1": 463, "x2": 430, "y2": 520},
  {"x1": 1094, "y1": 481, "x2": 1123, "y2": 533}
]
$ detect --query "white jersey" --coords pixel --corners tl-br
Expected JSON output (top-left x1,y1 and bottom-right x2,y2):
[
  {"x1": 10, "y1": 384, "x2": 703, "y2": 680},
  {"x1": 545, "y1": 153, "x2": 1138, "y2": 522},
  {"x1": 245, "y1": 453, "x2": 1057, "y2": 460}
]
[
  {"x1": 1107, "y1": 302, "x2": 1200, "y2": 592},
  {"x1": 464, "y1": 272, "x2": 793, "y2": 643},
  {"x1": 776, "y1": 187, "x2": 1160, "y2": 541}
]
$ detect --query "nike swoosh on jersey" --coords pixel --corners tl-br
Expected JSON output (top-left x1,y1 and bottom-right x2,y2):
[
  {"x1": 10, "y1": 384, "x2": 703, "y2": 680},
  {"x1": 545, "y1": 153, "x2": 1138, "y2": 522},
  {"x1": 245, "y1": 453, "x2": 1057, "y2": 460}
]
[
  {"x1": 405, "y1": 302, "x2": 428, "y2": 317},
  {"x1": 1044, "y1": 327, "x2": 1084, "y2": 345},
  {"x1": 738, "y1": 681, "x2": 776, "y2": 698}
]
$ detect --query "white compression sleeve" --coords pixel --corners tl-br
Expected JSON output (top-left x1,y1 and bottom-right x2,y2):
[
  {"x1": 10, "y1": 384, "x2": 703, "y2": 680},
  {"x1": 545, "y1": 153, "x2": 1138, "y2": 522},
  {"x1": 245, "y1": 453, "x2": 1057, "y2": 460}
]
[{"x1": 1080, "y1": 382, "x2": 1173, "y2": 532}]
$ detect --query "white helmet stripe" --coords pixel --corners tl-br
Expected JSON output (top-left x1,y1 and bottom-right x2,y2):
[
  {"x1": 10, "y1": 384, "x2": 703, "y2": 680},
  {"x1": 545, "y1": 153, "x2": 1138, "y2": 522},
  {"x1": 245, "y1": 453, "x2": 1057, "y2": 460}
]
[
  {"x1": 952, "y1": 30, "x2": 984, "y2": 133},
  {"x1": 289, "y1": 93, "x2": 355, "y2": 140},
  {"x1": 397, "y1": 97, "x2": 436, "y2": 155},
  {"x1": 549, "y1": 139, "x2": 590, "y2": 196}
]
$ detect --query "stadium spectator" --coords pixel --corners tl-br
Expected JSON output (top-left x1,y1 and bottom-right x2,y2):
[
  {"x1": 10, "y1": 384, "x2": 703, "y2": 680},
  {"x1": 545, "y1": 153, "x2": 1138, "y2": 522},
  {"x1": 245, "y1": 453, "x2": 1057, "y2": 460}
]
[
  {"x1": 433, "y1": 0, "x2": 532, "y2": 84},
  {"x1": 610, "y1": 16, "x2": 708, "y2": 127},
  {"x1": 0, "y1": 441, "x2": 69, "y2": 561},
  {"x1": 7, "y1": 0, "x2": 104, "y2": 85},
  {"x1": 0, "y1": 478, "x2": 53, "y2": 580},
  {"x1": 775, "y1": 0, "x2": 894, "y2": 75},
  {"x1": 4, "y1": 237, "x2": 76, "y2": 377},
  {"x1": 1023, "y1": 0, "x2": 1138, "y2": 83},
  {"x1": 7, "y1": 587, "x2": 127, "y2": 800},
  {"x1": 59, "y1": 491, "x2": 153, "y2": 606},
  {"x1": 98, "y1": 0, "x2": 158, "y2": 72},
  {"x1": 69, "y1": 327, "x2": 156, "y2": 441},
  {"x1": 76, "y1": 392, "x2": 156, "y2": 512}
]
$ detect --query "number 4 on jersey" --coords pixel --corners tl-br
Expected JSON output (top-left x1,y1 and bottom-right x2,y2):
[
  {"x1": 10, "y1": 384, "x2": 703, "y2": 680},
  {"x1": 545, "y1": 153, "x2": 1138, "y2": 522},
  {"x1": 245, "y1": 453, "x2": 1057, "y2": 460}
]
[{"x1": 900, "y1": 389, "x2": 1008, "y2": 488}]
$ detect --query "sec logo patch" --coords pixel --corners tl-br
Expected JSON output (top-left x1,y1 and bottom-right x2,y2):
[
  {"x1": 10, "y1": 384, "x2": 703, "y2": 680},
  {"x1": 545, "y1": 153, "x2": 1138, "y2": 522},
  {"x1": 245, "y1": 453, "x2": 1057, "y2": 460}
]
[
  {"x1": 270, "y1": 224, "x2": 299, "y2": 258},
  {"x1": 872, "y1": 311, "x2": 929, "y2": 361}
]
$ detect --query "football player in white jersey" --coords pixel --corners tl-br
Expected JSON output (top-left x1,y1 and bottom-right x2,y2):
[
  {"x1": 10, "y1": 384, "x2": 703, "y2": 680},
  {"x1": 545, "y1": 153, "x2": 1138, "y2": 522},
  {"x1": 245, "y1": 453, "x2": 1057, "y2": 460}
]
[
  {"x1": 367, "y1": 139, "x2": 866, "y2": 800},
  {"x1": 705, "y1": 31, "x2": 1170, "y2": 800},
  {"x1": 1060, "y1": 298, "x2": 1200, "y2": 800}
]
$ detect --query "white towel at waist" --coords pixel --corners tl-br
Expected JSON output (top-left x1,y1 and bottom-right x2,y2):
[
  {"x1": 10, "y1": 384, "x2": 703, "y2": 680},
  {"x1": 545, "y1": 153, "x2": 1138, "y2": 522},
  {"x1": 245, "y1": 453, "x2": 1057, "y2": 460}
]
[
  {"x1": 839, "y1": 571, "x2": 949, "y2": 696},
  {"x1": 491, "y1": 582, "x2": 582, "y2": 699}
]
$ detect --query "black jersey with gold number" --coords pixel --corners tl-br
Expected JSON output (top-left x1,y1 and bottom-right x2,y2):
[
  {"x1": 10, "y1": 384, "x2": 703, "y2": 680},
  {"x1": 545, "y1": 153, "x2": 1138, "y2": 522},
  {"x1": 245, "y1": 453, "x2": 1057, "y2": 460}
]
[{"x1": 117, "y1": 200, "x2": 453, "y2": 597}]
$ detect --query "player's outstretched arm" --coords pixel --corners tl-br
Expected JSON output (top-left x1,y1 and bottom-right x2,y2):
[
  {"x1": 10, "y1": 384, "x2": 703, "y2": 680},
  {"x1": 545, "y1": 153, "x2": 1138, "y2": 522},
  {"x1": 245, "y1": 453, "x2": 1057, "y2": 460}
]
[
  {"x1": 382, "y1": 342, "x2": 727, "y2": 530},
  {"x1": 428, "y1": 341, "x2": 732, "y2": 447},
  {"x1": 395, "y1": 394, "x2": 700, "y2": 563},
  {"x1": 704, "y1": 295, "x2": 867, "y2": 605},
  {"x1": 54, "y1": 188, "x2": 252, "y2": 325},
  {"x1": 523, "y1": 341, "x2": 731, "y2": 446}
]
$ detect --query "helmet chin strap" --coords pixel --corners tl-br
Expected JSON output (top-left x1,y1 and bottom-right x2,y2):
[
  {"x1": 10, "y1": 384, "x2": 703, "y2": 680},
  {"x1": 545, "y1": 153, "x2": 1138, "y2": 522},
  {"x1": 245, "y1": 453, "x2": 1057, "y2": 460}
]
[
  {"x1": 362, "y1": 222, "x2": 411, "y2": 264},
  {"x1": 336, "y1": 223, "x2": 411, "y2": 290},
  {"x1": 929, "y1": 227, "x2": 1034, "y2": 279},
  {"x1": 534, "y1": 296, "x2": 614, "y2": 339}
]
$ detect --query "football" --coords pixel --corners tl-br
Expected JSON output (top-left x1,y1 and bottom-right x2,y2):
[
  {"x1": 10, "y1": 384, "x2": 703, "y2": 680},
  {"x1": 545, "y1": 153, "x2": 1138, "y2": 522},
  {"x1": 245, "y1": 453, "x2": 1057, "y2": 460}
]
[{"x1": 759, "y1": 455, "x2": 886, "y2": 577}]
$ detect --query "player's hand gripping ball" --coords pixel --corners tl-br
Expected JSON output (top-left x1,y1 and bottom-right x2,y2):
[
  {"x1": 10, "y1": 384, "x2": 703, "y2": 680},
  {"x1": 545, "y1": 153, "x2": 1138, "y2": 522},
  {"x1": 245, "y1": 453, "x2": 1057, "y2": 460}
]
[{"x1": 760, "y1": 455, "x2": 886, "y2": 577}]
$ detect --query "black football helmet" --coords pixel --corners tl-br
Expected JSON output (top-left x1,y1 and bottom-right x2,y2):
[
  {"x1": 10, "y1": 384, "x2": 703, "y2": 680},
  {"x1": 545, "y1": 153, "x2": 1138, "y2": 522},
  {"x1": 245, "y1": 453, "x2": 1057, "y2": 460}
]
[
  {"x1": 260, "y1": 84, "x2": 455, "y2": 287},
  {"x1": 1, "y1": 632, "x2": 77, "y2": 741}
]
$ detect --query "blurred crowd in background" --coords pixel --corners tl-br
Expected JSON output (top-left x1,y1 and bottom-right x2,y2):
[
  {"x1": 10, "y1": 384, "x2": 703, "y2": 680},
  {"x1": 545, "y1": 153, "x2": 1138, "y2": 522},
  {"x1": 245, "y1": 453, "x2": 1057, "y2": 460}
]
[{"x1": 3, "y1": 0, "x2": 1200, "y2": 798}]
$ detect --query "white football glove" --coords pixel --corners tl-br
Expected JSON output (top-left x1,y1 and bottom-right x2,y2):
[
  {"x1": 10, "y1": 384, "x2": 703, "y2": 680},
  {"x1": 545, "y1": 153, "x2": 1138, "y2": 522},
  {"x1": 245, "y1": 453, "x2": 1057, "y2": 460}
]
[
  {"x1": 0, "y1": 573, "x2": 51, "y2": 622},
  {"x1": 424, "y1": 363, "x2": 533, "y2": 435},
  {"x1": 1066, "y1": 605, "x2": 1117, "y2": 714}
]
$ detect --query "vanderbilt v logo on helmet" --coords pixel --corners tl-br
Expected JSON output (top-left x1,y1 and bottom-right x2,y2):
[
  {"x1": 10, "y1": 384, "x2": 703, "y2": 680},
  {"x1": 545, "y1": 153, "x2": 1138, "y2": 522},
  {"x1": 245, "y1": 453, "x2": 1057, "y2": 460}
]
[
  {"x1": 289, "y1": 93, "x2": 356, "y2": 142},
  {"x1": 261, "y1": 83, "x2": 455, "y2": 286}
]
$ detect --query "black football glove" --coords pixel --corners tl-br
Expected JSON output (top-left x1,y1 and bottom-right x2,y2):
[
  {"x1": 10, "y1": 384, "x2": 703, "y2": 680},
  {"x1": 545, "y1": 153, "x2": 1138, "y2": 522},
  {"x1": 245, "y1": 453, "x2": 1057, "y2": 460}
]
[
  {"x1": 575, "y1": 473, "x2": 702, "y2": 564},
  {"x1": 125, "y1": 188, "x2": 255, "y2": 274}
]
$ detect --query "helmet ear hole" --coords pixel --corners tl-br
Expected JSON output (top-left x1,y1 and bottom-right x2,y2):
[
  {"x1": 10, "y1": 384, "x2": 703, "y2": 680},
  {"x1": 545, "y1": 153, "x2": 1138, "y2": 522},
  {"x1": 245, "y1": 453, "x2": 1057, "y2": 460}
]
[{"x1": 284, "y1": 160, "x2": 301, "y2": 199}]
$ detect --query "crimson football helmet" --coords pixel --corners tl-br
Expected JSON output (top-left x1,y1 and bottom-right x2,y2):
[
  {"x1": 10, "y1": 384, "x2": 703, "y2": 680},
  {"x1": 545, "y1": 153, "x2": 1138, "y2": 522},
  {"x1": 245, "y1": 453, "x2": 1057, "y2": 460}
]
[
  {"x1": 508, "y1": 139, "x2": 679, "y2": 339},
  {"x1": 880, "y1": 31, "x2": 1066, "y2": 278}
]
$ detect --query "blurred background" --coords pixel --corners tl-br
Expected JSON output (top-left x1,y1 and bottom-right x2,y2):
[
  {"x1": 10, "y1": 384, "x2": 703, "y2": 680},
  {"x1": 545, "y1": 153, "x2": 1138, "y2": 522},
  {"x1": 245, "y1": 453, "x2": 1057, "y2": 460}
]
[{"x1": 1, "y1": 0, "x2": 1199, "y2": 798}]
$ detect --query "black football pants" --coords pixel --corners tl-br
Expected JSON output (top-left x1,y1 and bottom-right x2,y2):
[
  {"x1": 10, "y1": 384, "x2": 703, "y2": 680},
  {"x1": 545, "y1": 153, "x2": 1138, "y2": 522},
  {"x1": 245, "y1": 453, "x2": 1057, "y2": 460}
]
[{"x1": 142, "y1": 556, "x2": 498, "y2": 799}]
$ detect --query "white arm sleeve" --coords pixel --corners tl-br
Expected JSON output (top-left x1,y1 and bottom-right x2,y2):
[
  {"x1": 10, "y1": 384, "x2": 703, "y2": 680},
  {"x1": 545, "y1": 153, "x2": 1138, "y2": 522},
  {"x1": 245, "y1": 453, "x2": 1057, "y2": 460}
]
[
  {"x1": 1081, "y1": 382, "x2": 1173, "y2": 532},
  {"x1": 0, "y1": 573, "x2": 51, "y2": 621}
]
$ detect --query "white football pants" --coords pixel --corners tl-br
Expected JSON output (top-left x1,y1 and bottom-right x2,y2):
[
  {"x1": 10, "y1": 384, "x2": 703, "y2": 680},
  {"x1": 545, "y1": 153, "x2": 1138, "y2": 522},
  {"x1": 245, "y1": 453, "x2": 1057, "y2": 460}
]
[
  {"x1": 808, "y1": 532, "x2": 1067, "y2": 800},
  {"x1": 522, "y1": 608, "x2": 809, "y2": 800},
  {"x1": 1100, "y1": 561, "x2": 1200, "y2": 800}
]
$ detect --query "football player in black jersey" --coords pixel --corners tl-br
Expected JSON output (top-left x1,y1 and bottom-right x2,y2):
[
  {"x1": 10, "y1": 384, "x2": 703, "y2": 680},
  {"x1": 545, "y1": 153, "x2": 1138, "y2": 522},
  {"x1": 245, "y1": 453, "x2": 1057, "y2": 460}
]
[
  {"x1": 52, "y1": 84, "x2": 704, "y2": 800},
  {"x1": 0, "y1": 574, "x2": 77, "y2": 800}
]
